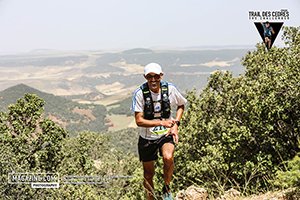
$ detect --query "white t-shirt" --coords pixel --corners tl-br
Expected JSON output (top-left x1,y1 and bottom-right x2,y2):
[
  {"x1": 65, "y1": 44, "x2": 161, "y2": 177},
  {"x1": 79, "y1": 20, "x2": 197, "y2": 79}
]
[{"x1": 132, "y1": 82, "x2": 187, "y2": 140}]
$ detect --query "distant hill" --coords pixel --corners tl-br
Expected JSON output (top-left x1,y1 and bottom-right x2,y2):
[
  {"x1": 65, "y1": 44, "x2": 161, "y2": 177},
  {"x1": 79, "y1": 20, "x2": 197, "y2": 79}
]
[
  {"x1": 0, "y1": 84, "x2": 108, "y2": 135},
  {"x1": 108, "y1": 96, "x2": 132, "y2": 116},
  {"x1": 122, "y1": 48, "x2": 154, "y2": 54},
  {"x1": 0, "y1": 48, "x2": 250, "y2": 105},
  {"x1": 63, "y1": 91, "x2": 106, "y2": 102}
]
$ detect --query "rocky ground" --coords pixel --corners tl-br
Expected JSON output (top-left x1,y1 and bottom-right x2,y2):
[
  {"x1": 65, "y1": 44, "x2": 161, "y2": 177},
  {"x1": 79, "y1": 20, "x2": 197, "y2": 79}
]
[{"x1": 176, "y1": 186, "x2": 299, "y2": 200}]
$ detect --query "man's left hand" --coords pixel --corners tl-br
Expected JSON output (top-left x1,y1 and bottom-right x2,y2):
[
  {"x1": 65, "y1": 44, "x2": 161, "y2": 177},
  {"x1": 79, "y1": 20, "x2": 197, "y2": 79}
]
[{"x1": 166, "y1": 125, "x2": 179, "y2": 144}]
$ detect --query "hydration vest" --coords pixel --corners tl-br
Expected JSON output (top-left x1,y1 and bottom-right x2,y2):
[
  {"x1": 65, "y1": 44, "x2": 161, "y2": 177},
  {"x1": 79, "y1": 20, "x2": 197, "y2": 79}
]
[{"x1": 140, "y1": 81, "x2": 171, "y2": 120}]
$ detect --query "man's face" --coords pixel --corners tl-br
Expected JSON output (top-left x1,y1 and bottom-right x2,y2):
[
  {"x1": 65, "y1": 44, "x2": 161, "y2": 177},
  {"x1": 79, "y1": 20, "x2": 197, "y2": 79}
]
[{"x1": 144, "y1": 73, "x2": 162, "y2": 92}]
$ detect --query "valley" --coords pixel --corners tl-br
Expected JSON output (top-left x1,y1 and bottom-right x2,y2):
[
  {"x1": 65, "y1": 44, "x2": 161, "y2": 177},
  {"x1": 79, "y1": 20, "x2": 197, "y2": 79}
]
[{"x1": 0, "y1": 47, "x2": 250, "y2": 131}]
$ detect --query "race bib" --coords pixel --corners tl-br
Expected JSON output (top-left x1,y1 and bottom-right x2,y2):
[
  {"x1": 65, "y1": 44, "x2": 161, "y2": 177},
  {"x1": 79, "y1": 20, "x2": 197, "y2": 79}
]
[{"x1": 149, "y1": 125, "x2": 169, "y2": 135}]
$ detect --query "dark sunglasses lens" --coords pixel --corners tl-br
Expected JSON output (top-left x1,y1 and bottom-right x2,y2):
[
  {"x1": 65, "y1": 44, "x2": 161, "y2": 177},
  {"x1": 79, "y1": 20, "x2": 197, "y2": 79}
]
[{"x1": 146, "y1": 74, "x2": 160, "y2": 79}]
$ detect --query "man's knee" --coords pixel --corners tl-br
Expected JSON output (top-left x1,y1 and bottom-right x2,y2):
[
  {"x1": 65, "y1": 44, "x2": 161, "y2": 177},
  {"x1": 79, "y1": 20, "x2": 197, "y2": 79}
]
[
  {"x1": 144, "y1": 169, "x2": 155, "y2": 180},
  {"x1": 163, "y1": 153, "x2": 174, "y2": 165},
  {"x1": 161, "y1": 143, "x2": 174, "y2": 164}
]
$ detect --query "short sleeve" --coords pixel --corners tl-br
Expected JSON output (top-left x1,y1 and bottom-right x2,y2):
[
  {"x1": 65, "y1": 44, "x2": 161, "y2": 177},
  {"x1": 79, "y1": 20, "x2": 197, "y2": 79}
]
[
  {"x1": 131, "y1": 88, "x2": 144, "y2": 113},
  {"x1": 168, "y1": 84, "x2": 187, "y2": 107}
]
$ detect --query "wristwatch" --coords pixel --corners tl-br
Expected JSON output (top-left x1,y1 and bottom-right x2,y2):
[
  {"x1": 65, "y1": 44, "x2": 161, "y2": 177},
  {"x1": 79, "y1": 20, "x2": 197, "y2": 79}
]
[{"x1": 175, "y1": 120, "x2": 180, "y2": 127}]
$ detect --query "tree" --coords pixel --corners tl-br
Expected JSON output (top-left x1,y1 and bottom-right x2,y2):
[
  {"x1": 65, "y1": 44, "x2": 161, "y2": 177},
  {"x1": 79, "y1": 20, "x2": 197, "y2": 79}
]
[
  {"x1": 0, "y1": 94, "x2": 68, "y2": 198},
  {"x1": 174, "y1": 26, "x2": 300, "y2": 195},
  {"x1": 0, "y1": 93, "x2": 141, "y2": 199}
]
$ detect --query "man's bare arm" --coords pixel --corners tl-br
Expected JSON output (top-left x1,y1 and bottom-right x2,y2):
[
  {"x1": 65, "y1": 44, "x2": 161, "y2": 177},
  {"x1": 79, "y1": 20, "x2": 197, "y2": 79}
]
[
  {"x1": 175, "y1": 105, "x2": 185, "y2": 122},
  {"x1": 134, "y1": 112, "x2": 175, "y2": 128},
  {"x1": 167, "y1": 105, "x2": 185, "y2": 144}
]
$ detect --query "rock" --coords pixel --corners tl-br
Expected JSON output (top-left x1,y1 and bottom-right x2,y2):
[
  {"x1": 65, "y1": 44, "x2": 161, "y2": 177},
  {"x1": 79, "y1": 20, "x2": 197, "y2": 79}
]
[
  {"x1": 176, "y1": 185, "x2": 208, "y2": 200},
  {"x1": 216, "y1": 188, "x2": 241, "y2": 200}
]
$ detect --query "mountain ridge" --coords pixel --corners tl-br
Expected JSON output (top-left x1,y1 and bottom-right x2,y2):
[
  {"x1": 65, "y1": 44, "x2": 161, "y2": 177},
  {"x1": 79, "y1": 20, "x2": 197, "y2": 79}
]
[
  {"x1": 0, "y1": 84, "x2": 108, "y2": 135},
  {"x1": 0, "y1": 48, "x2": 249, "y2": 105}
]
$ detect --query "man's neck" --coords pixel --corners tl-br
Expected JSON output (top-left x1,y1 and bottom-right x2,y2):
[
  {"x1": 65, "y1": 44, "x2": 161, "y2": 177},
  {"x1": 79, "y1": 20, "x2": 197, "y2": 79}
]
[
  {"x1": 150, "y1": 87, "x2": 160, "y2": 94},
  {"x1": 147, "y1": 81, "x2": 161, "y2": 93}
]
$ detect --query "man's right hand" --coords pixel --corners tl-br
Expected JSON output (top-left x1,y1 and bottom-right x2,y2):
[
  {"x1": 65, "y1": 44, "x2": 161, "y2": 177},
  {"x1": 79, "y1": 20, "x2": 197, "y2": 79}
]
[{"x1": 160, "y1": 120, "x2": 175, "y2": 128}]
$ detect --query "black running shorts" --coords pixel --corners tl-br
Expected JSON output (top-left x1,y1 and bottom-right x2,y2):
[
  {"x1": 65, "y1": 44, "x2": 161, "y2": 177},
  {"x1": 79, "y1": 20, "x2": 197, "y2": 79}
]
[
  {"x1": 264, "y1": 35, "x2": 272, "y2": 40},
  {"x1": 138, "y1": 135, "x2": 175, "y2": 162}
]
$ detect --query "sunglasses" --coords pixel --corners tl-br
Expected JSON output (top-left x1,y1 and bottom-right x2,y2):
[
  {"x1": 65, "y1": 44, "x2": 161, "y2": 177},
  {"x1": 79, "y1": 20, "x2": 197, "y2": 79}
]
[{"x1": 145, "y1": 74, "x2": 161, "y2": 80}]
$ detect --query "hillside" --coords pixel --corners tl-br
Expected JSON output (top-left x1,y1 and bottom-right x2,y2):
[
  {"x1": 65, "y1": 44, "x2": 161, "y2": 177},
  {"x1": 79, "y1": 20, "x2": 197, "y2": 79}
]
[
  {"x1": 0, "y1": 84, "x2": 108, "y2": 134},
  {"x1": 107, "y1": 96, "x2": 132, "y2": 116},
  {"x1": 0, "y1": 48, "x2": 250, "y2": 105},
  {"x1": 0, "y1": 27, "x2": 299, "y2": 199}
]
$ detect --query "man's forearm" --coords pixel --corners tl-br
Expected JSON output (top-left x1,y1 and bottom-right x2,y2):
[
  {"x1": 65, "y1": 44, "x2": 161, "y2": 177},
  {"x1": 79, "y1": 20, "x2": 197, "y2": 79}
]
[
  {"x1": 175, "y1": 105, "x2": 185, "y2": 121},
  {"x1": 135, "y1": 112, "x2": 175, "y2": 128},
  {"x1": 136, "y1": 118, "x2": 162, "y2": 127}
]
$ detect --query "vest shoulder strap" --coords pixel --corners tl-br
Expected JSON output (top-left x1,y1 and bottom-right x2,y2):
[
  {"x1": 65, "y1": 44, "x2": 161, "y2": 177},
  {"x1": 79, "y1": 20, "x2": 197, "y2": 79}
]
[
  {"x1": 140, "y1": 81, "x2": 171, "y2": 120},
  {"x1": 140, "y1": 83, "x2": 154, "y2": 120},
  {"x1": 160, "y1": 81, "x2": 170, "y2": 119}
]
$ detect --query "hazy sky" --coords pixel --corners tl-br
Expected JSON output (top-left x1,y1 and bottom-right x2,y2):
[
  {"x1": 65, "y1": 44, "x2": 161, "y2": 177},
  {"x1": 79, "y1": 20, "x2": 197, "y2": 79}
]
[{"x1": 0, "y1": 0, "x2": 299, "y2": 54}]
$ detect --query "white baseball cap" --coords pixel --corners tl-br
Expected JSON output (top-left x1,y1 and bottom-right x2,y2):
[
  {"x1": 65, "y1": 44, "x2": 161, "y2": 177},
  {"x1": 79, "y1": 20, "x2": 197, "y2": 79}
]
[{"x1": 144, "y1": 63, "x2": 163, "y2": 75}]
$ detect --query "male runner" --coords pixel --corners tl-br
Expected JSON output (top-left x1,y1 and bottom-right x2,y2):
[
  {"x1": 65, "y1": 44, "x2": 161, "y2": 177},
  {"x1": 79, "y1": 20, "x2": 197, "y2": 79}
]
[{"x1": 132, "y1": 63, "x2": 187, "y2": 199}]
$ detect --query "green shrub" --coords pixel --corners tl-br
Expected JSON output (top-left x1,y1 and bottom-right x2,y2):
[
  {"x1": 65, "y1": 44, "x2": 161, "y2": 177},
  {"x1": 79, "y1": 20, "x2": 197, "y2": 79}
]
[
  {"x1": 275, "y1": 154, "x2": 300, "y2": 188},
  {"x1": 174, "y1": 26, "x2": 300, "y2": 196}
]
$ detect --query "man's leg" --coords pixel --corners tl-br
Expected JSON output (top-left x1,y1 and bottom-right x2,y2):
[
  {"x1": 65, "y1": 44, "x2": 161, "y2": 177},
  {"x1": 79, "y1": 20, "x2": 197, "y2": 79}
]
[
  {"x1": 268, "y1": 39, "x2": 271, "y2": 49},
  {"x1": 264, "y1": 37, "x2": 269, "y2": 49},
  {"x1": 265, "y1": 37, "x2": 271, "y2": 50},
  {"x1": 143, "y1": 161, "x2": 155, "y2": 200},
  {"x1": 161, "y1": 143, "x2": 175, "y2": 186}
]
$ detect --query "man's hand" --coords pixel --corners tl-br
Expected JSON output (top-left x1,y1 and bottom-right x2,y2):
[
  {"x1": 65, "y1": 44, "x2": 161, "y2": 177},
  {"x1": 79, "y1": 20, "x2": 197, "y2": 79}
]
[
  {"x1": 160, "y1": 119, "x2": 175, "y2": 128},
  {"x1": 166, "y1": 124, "x2": 179, "y2": 144}
]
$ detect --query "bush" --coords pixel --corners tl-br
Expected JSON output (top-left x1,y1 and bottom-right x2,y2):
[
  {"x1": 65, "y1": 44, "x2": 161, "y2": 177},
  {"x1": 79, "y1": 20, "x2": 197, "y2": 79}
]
[
  {"x1": 275, "y1": 153, "x2": 300, "y2": 188},
  {"x1": 174, "y1": 26, "x2": 300, "y2": 195}
]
